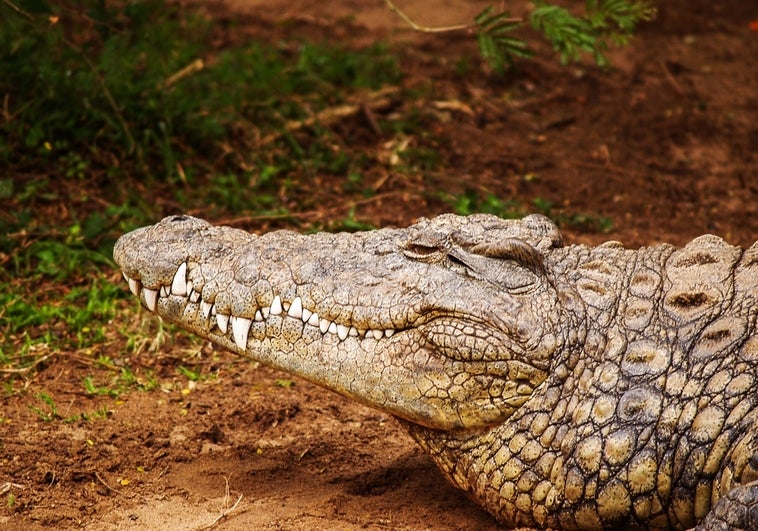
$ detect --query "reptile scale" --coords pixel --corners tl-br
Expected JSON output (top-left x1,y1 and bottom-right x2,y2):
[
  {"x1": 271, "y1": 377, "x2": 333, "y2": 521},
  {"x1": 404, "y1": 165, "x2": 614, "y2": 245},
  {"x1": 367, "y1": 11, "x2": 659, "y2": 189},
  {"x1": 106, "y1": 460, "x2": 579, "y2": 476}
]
[{"x1": 114, "y1": 213, "x2": 758, "y2": 530}]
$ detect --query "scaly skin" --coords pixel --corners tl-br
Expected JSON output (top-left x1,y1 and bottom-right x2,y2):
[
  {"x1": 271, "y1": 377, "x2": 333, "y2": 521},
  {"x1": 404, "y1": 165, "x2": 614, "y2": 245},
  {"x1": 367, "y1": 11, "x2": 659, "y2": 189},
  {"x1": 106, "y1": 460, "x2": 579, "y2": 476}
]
[{"x1": 113, "y1": 214, "x2": 758, "y2": 530}]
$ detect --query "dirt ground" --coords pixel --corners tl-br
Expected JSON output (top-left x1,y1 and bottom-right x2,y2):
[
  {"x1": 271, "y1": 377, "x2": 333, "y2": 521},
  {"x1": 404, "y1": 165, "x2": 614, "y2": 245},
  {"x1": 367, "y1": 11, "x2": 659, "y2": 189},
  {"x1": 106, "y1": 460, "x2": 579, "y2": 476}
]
[{"x1": 2, "y1": 1, "x2": 758, "y2": 529}]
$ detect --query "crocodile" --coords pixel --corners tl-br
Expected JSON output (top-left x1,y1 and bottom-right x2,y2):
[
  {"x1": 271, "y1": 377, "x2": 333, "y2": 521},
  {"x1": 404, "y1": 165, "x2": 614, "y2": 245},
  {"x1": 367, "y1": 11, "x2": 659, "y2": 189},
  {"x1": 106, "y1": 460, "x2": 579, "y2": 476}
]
[{"x1": 113, "y1": 213, "x2": 758, "y2": 530}]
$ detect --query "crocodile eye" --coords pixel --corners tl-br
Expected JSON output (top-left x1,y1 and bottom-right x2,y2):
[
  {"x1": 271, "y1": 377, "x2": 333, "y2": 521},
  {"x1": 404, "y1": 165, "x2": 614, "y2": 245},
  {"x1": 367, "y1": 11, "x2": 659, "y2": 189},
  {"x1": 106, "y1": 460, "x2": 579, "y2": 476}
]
[
  {"x1": 448, "y1": 245, "x2": 544, "y2": 293},
  {"x1": 402, "y1": 242, "x2": 445, "y2": 262},
  {"x1": 404, "y1": 244, "x2": 438, "y2": 256}
]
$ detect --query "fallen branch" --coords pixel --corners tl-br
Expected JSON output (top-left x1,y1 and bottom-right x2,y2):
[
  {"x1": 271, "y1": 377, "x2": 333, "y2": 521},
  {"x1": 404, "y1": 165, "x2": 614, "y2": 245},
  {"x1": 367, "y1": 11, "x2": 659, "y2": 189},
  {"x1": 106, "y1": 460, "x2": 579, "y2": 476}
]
[
  {"x1": 383, "y1": 0, "x2": 470, "y2": 33},
  {"x1": 659, "y1": 60, "x2": 685, "y2": 96},
  {"x1": 203, "y1": 477, "x2": 243, "y2": 529},
  {"x1": 0, "y1": 353, "x2": 53, "y2": 374},
  {"x1": 258, "y1": 87, "x2": 399, "y2": 146},
  {"x1": 1, "y1": 0, "x2": 32, "y2": 19},
  {"x1": 203, "y1": 493, "x2": 242, "y2": 528},
  {"x1": 94, "y1": 471, "x2": 120, "y2": 496},
  {"x1": 0, "y1": 482, "x2": 25, "y2": 495},
  {"x1": 162, "y1": 59, "x2": 205, "y2": 89}
]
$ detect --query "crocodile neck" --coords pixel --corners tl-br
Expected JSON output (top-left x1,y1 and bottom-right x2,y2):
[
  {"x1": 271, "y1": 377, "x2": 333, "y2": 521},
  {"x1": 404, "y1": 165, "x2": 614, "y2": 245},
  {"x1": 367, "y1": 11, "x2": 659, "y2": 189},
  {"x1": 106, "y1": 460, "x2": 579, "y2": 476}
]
[{"x1": 408, "y1": 240, "x2": 757, "y2": 529}]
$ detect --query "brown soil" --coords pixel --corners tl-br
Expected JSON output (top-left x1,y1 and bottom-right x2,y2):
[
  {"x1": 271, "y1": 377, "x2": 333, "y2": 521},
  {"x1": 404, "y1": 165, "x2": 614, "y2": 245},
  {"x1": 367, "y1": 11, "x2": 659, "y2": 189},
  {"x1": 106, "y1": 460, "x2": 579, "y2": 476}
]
[{"x1": 2, "y1": 1, "x2": 757, "y2": 529}]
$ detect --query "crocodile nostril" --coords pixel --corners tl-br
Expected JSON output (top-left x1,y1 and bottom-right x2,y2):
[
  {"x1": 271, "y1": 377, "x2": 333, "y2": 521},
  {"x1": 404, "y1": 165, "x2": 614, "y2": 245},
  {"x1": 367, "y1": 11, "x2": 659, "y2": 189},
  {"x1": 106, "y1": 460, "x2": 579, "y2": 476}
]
[{"x1": 170, "y1": 215, "x2": 188, "y2": 222}]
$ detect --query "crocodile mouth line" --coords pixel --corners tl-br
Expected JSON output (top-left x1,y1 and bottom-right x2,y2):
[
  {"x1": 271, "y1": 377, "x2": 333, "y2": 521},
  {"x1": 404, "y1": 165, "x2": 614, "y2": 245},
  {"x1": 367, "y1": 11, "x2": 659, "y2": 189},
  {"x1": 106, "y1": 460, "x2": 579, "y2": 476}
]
[{"x1": 122, "y1": 261, "x2": 398, "y2": 351}]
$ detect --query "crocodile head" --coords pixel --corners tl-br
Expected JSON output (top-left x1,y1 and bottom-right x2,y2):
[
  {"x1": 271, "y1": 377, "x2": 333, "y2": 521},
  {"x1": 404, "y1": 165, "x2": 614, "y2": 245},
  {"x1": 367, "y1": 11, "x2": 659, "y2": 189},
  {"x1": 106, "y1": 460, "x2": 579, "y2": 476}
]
[{"x1": 114, "y1": 214, "x2": 570, "y2": 431}]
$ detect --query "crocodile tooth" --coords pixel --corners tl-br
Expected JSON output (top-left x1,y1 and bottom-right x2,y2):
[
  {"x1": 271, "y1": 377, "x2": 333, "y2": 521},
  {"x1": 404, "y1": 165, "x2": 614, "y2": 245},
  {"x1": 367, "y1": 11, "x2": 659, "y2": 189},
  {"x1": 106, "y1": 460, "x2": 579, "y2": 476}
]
[
  {"x1": 308, "y1": 312, "x2": 320, "y2": 327},
  {"x1": 160, "y1": 285, "x2": 169, "y2": 298},
  {"x1": 336, "y1": 324, "x2": 349, "y2": 340},
  {"x1": 171, "y1": 262, "x2": 188, "y2": 296},
  {"x1": 255, "y1": 310, "x2": 264, "y2": 322},
  {"x1": 143, "y1": 288, "x2": 158, "y2": 312},
  {"x1": 216, "y1": 313, "x2": 229, "y2": 334},
  {"x1": 127, "y1": 277, "x2": 140, "y2": 297},
  {"x1": 348, "y1": 326, "x2": 359, "y2": 337},
  {"x1": 270, "y1": 295, "x2": 283, "y2": 316},
  {"x1": 384, "y1": 329, "x2": 395, "y2": 338},
  {"x1": 370, "y1": 329, "x2": 384, "y2": 340},
  {"x1": 231, "y1": 316, "x2": 251, "y2": 350},
  {"x1": 189, "y1": 289, "x2": 200, "y2": 303},
  {"x1": 186, "y1": 280, "x2": 193, "y2": 295},
  {"x1": 288, "y1": 297, "x2": 303, "y2": 319},
  {"x1": 262, "y1": 306, "x2": 270, "y2": 318},
  {"x1": 301, "y1": 307, "x2": 312, "y2": 322},
  {"x1": 328, "y1": 322, "x2": 338, "y2": 335},
  {"x1": 319, "y1": 318, "x2": 330, "y2": 334},
  {"x1": 201, "y1": 301, "x2": 213, "y2": 320}
]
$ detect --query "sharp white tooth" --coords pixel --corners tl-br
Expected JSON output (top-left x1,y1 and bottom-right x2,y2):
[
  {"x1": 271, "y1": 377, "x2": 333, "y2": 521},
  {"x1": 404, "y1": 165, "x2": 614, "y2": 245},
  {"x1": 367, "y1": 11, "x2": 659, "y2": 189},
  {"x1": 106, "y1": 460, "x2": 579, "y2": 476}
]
[
  {"x1": 211, "y1": 304, "x2": 217, "y2": 315},
  {"x1": 189, "y1": 289, "x2": 200, "y2": 303},
  {"x1": 319, "y1": 318, "x2": 330, "y2": 334},
  {"x1": 301, "y1": 307, "x2": 312, "y2": 322},
  {"x1": 288, "y1": 297, "x2": 303, "y2": 319},
  {"x1": 254, "y1": 310, "x2": 263, "y2": 321},
  {"x1": 308, "y1": 312, "x2": 320, "y2": 326},
  {"x1": 216, "y1": 314, "x2": 229, "y2": 334},
  {"x1": 171, "y1": 262, "x2": 188, "y2": 296},
  {"x1": 232, "y1": 316, "x2": 251, "y2": 350},
  {"x1": 384, "y1": 329, "x2": 395, "y2": 338},
  {"x1": 371, "y1": 329, "x2": 384, "y2": 340},
  {"x1": 122, "y1": 272, "x2": 129, "y2": 282},
  {"x1": 201, "y1": 301, "x2": 213, "y2": 320},
  {"x1": 328, "y1": 322, "x2": 338, "y2": 335},
  {"x1": 143, "y1": 288, "x2": 158, "y2": 312},
  {"x1": 262, "y1": 306, "x2": 270, "y2": 318},
  {"x1": 160, "y1": 285, "x2": 169, "y2": 298},
  {"x1": 127, "y1": 277, "x2": 140, "y2": 297},
  {"x1": 348, "y1": 326, "x2": 358, "y2": 337},
  {"x1": 337, "y1": 324, "x2": 349, "y2": 340},
  {"x1": 270, "y1": 296, "x2": 283, "y2": 316},
  {"x1": 186, "y1": 280, "x2": 193, "y2": 294}
]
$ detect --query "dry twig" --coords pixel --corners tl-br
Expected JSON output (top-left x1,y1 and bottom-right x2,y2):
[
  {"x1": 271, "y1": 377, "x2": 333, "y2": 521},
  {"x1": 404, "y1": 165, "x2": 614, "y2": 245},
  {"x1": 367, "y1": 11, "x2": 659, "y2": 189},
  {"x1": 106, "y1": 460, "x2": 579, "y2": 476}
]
[
  {"x1": 203, "y1": 477, "x2": 243, "y2": 529},
  {"x1": 0, "y1": 482, "x2": 25, "y2": 495},
  {"x1": 162, "y1": 59, "x2": 205, "y2": 89},
  {"x1": 259, "y1": 87, "x2": 399, "y2": 146},
  {"x1": 94, "y1": 471, "x2": 120, "y2": 495},
  {"x1": 383, "y1": 0, "x2": 470, "y2": 33},
  {"x1": 0, "y1": 354, "x2": 54, "y2": 374},
  {"x1": 659, "y1": 60, "x2": 685, "y2": 96}
]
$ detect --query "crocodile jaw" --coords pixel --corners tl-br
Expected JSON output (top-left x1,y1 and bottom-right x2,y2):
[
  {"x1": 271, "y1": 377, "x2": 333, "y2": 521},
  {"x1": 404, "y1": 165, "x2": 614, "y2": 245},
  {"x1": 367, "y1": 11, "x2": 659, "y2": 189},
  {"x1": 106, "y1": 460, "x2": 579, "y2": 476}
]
[{"x1": 114, "y1": 215, "x2": 559, "y2": 431}]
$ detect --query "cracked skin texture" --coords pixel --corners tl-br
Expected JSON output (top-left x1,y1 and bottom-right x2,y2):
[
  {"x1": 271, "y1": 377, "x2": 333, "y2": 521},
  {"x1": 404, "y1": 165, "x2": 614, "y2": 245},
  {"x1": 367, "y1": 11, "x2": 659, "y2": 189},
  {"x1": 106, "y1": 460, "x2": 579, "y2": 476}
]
[{"x1": 114, "y1": 213, "x2": 758, "y2": 530}]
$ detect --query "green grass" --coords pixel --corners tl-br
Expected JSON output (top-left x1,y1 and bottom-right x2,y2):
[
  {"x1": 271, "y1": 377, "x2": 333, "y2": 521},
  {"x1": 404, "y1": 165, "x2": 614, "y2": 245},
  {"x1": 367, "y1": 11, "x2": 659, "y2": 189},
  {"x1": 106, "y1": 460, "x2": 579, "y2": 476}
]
[
  {"x1": 532, "y1": 197, "x2": 613, "y2": 233},
  {"x1": 1, "y1": 1, "x2": 402, "y2": 185},
  {"x1": 29, "y1": 392, "x2": 60, "y2": 422},
  {"x1": 448, "y1": 189, "x2": 524, "y2": 218},
  {"x1": 82, "y1": 367, "x2": 159, "y2": 398}
]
